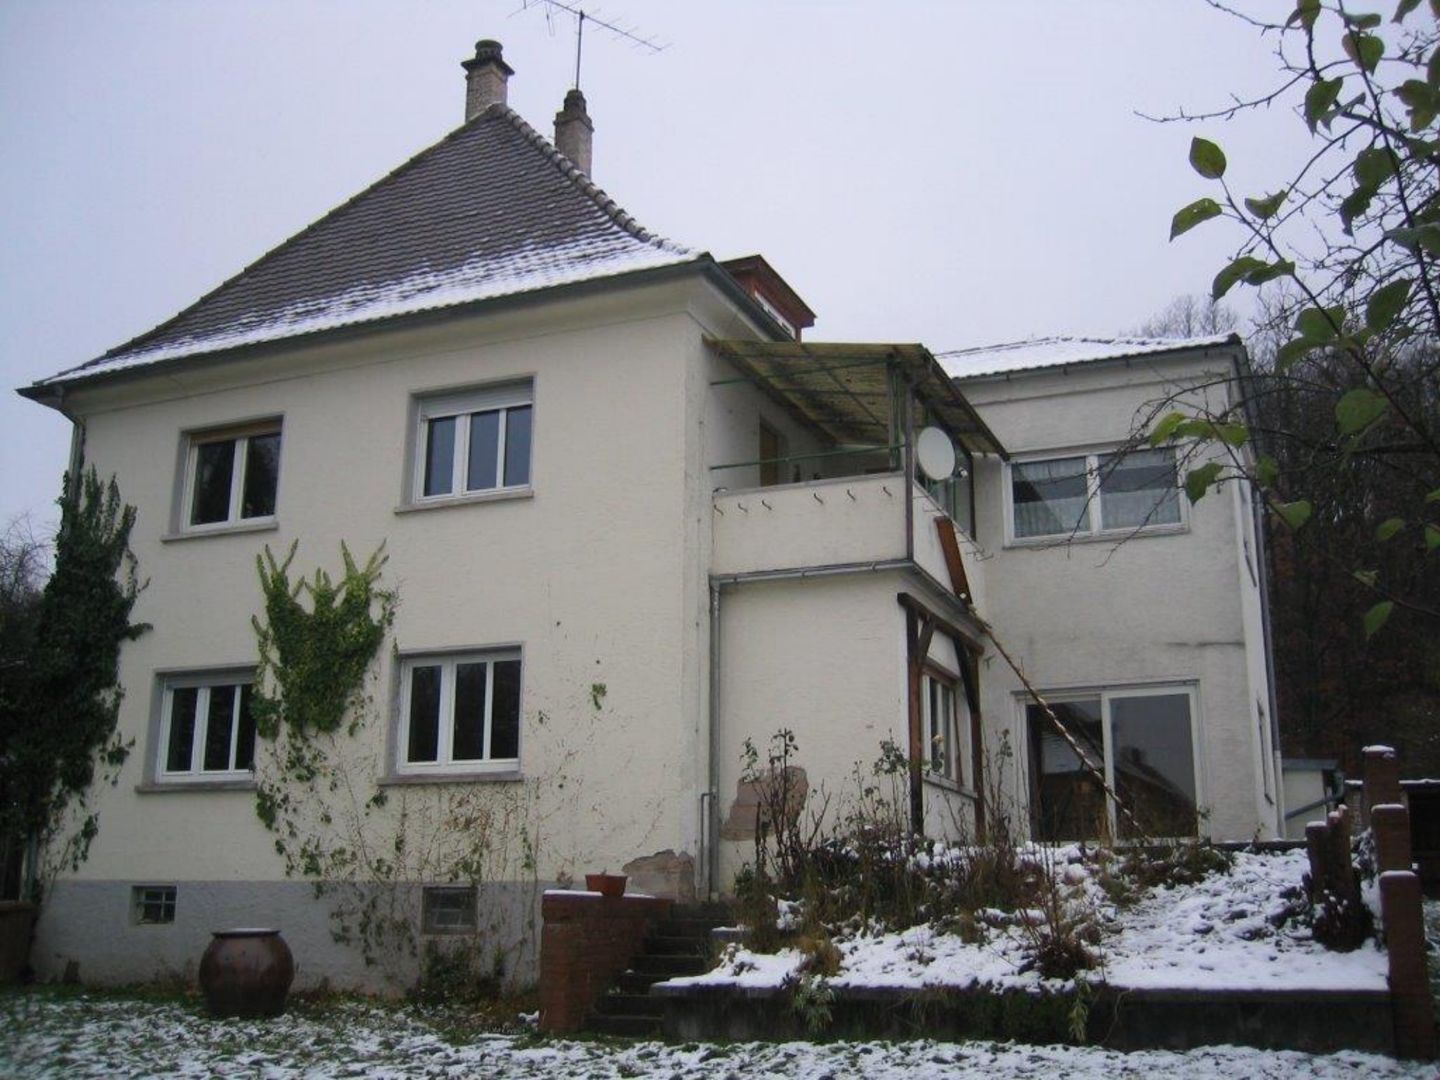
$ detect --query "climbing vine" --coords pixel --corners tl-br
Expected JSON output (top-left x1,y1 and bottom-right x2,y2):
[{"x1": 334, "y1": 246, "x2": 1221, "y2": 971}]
[{"x1": 248, "y1": 542, "x2": 561, "y2": 989}]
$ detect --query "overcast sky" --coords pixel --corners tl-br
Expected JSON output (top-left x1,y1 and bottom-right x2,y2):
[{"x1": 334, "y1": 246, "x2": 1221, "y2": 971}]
[{"x1": 0, "y1": 1, "x2": 1307, "y2": 535}]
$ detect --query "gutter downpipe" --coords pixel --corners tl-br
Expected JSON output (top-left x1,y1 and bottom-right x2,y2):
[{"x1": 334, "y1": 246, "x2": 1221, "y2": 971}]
[
  {"x1": 1233, "y1": 348, "x2": 1284, "y2": 837},
  {"x1": 706, "y1": 581, "x2": 721, "y2": 900}
]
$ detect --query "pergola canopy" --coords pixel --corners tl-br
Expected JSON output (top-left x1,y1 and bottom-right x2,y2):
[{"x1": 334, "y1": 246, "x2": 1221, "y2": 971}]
[{"x1": 706, "y1": 339, "x2": 1007, "y2": 458}]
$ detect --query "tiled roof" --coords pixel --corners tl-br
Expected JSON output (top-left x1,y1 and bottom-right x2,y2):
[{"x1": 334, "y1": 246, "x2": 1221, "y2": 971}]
[
  {"x1": 936, "y1": 334, "x2": 1239, "y2": 380},
  {"x1": 39, "y1": 104, "x2": 698, "y2": 385}
]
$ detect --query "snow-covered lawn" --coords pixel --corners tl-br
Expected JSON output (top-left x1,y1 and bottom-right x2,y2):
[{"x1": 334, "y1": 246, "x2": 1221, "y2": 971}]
[
  {"x1": 1, "y1": 989, "x2": 1428, "y2": 1079},
  {"x1": 667, "y1": 847, "x2": 1389, "y2": 994}
]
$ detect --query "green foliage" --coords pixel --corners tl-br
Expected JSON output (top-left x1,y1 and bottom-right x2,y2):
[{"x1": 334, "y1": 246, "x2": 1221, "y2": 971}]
[
  {"x1": 0, "y1": 469, "x2": 148, "y2": 892},
  {"x1": 251, "y1": 542, "x2": 395, "y2": 739},
  {"x1": 1159, "y1": 0, "x2": 1440, "y2": 646},
  {"x1": 788, "y1": 972, "x2": 834, "y2": 1033},
  {"x1": 1188, "y1": 136, "x2": 1227, "y2": 179},
  {"x1": 246, "y1": 544, "x2": 545, "y2": 985},
  {"x1": 1169, "y1": 196, "x2": 1222, "y2": 239}
]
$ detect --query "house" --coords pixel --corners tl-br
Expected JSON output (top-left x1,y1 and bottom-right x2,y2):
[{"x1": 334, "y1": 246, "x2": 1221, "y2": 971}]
[{"x1": 14, "y1": 41, "x2": 1281, "y2": 991}]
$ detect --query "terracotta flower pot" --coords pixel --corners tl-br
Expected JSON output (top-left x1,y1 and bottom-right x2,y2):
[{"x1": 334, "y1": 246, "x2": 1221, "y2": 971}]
[
  {"x1": 198, "y1": 928, "x2": 295, "y2": 1018},
  {"x1": 584, "y1": 873, "x2": 627, "y2": 898}
]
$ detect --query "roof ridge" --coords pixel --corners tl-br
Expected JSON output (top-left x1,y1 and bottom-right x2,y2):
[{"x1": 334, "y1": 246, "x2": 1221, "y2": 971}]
[
  {"x1": 54, "y1": 104, "x2": 694, "y2": 382},
  {"x1": 937, "y1": 332, "x2": 1234, "y2": 357},
  {"x1": 485, "y1": 103, "x2": 690, "y2": 256}
]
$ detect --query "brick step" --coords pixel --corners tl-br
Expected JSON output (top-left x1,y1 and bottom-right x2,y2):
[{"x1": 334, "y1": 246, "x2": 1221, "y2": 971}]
[
  {"x1": 593, "y1": 992, "x2": 666, "y2": 1018},
  {"x1": 643, "y1": 933, "x2": 710, "y2": 956},
  {"x1": 631, "y1": 953, "x2": 709, "y2": 977},
  {"x1": 614, "y1": 970, "x2": 668, "y2": 995},
  {"x1": 669, "y1": 902, "x2": 733, "y2": 922},
  {"x1": 658, "y1": 915, "x2": 732, "y2": 938},
  {"x1": 586, "y1": 1012, "x2": 663, "y2": 1038}
]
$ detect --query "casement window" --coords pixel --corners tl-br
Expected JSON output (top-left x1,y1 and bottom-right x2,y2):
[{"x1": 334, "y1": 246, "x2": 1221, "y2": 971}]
[
  {"x1": 397, "y1": 651, "x2": 522, "y2": 775},
  {"x1": 133, "y1": 885, "x2": 177, "y2": 925},
  {"x1": 185, "y1": 423, "x2": 282, "y2": 529},
  {"x1": 923, "y1": 671, "x2": 967, "y2": 786},
  {"x1": 158, "y1": 675, "x2": 257, "y2": 782},
  {"x1": 1009, "y1": 447, "x2": 1181, "y2": 541},
  {"x1": 1027, "y1": 686, "x2": 1199, "y2": 840},
  {"x1": 422, "y1": 886, "x2": 477, "y2": 934},
  {"x1": 414, "y1": 382, "x2": 532, "y2": 501}
]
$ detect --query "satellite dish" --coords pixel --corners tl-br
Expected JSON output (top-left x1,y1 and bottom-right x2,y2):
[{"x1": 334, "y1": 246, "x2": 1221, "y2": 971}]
[{"x1": 916, "y1": 427, "x2": 956, "y2": 482}]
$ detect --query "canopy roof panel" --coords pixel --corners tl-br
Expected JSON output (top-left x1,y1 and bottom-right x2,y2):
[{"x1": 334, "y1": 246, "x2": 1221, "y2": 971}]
[{"x1": 706, "y1": 339, "x2": 1007, "y2": 458}]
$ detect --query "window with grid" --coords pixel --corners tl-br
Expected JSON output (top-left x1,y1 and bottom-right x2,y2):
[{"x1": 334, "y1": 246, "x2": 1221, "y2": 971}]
[
  {"x1": 133, "y1": 885, "x2": 177, "y2": 924},
  {"x1": 422, "y1": 886, "x2": 477, "y2": 934}
]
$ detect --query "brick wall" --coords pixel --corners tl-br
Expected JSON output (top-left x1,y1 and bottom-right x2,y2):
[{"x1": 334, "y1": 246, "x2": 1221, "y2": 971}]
[
  {"x1": 1363, "y1": 746, "x2": 1436, "y2": 1061},
  {"x1": 538, "y1": 890, "x2": 671, "y2": 1032}
]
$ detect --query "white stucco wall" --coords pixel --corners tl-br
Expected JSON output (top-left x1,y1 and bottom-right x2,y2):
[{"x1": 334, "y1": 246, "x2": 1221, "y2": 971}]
[
  {"x1": 59, "y1": 279, "x2": 735, "y2": 893},
  {"x1": 712, "y1": 571, "x2": 912, "y2": 884},
  {"x1": 956, "y1": 348, "x2": 1278, "y2": 840}
]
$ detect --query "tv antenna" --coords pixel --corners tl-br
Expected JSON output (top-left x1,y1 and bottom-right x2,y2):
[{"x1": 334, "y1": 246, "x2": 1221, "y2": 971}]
[{"x1": 515, "y1": 0, "x2": 666, "y2": 90}]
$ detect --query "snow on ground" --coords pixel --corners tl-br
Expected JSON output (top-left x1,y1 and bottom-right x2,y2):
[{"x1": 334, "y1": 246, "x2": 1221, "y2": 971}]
[
  {"x1": 666, "y1": 848, "x2": 1389, "y2": 994},
  {"x1": 1, "y1": 990, "x2": 1427, "y2": 1079}
]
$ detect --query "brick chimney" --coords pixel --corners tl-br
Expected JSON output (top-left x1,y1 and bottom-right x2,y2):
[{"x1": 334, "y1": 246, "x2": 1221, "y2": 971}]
[
  {"x1": 462, "y1": 40, "x2": 513, "y2": 121},
  {"x1": 554, "y1": 89, "x2": 593, "y2": 175}
]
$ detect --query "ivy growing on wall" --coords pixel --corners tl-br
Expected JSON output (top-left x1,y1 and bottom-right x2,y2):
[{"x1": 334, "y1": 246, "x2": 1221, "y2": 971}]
[
  {"x1": 0, "y1": 468, "x2": 149, "y2": 901},
  {"x1": 248, "y1": 542, "x2": 556, "y2": 989}
]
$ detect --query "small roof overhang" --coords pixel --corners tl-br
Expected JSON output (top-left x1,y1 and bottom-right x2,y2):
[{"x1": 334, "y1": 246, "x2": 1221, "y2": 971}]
[{"x1": 705, "y1": 338, "x2": 1007, "y2": 458}]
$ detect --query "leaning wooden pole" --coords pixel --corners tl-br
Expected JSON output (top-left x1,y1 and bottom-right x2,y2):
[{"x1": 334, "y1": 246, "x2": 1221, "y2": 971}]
[{"x1": 976, "y1": 618, "x2": 1148, "y2": 842}]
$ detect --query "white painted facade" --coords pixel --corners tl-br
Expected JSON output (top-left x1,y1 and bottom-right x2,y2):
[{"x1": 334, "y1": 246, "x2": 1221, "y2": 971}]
[{"x1": 23, "y1": 231, "x2": 1281, "y2": 993}]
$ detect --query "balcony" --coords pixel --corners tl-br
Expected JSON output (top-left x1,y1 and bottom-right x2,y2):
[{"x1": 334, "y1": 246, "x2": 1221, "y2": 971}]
[{"x1": 706, "y1": 339, "x2": 1004, "y2": 607}]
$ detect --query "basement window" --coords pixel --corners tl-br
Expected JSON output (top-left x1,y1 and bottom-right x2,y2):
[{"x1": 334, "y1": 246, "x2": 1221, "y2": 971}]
[
  {"x1": 133, "y1": 885, "x2": 177, "y2": 925},
  {"x1": 422, "y1": 886, "x2": 477, "y2": 934}
]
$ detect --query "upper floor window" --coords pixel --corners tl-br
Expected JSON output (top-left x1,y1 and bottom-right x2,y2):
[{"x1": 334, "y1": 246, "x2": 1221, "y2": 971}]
[
  {"x1": 185, "y1": 422, "x2": 281, "y2": 529},
  {"x1": 158, "y1": 673, "x2": 257, "y2": 783},
  {"x1": 415, "y1": 382, "x2": 532, "y2": 502},
  {"x1": 397, "y1": 650, "x2": 522, "y2": 776},
  {"x1": 1010, "y1": 447, "x2": 1180, "y2": 541}
]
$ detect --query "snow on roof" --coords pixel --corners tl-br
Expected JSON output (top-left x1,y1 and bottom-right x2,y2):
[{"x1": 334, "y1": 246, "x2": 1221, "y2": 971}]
[
  {"x1": 936, "y1": 334, "x2": 1238, "y2": 380},
  {"x1": 34, "y1": 103, "x2": 697, "y2": 387}
]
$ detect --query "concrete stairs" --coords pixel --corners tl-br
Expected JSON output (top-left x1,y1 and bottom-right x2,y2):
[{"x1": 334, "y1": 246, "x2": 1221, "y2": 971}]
[{"x1": 585, "y1": 902, "x2": 730, "y2": 1038}]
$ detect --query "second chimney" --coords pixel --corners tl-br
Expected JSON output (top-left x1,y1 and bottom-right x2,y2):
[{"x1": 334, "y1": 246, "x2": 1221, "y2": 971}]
[
  {"x1": 463, "y1": 40, "x2": 513, "y2": 121},
  {"x1": 554, "y1": 89, "x2": 594, "y2": 175}
]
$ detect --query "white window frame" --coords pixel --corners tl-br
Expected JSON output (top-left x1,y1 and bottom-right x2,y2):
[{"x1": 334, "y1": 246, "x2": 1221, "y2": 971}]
[
  {"x1": 412, "y1": 381, "x2": 533, "y2": 504},
  {"x1": 922, "y1": 668, "x2": 973, "y2": 790},
  {"x1": 395, "y1": 650, "x2": 522, "y2": 777},
  {"x1": 1005, "y1": 445, "x2": 1186, "y2": 546},
  {"x1": 182, "y1": 421, "x2": 282, "y2": 531},
  {"x1": 132, "y1": 884, "x2": 177, "y2": 925},
  {"x1": 156, "y1": 674, "x2": 257, "y2": 783},
  {"x1": 1023, "y1": 683, "x2": 1203, "y2": 839}
]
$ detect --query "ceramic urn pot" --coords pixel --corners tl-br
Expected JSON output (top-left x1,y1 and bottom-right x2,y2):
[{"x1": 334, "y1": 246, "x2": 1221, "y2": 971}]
[{"x1": 198, "y1": 928, "x2": 295, "y2": 1018}]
